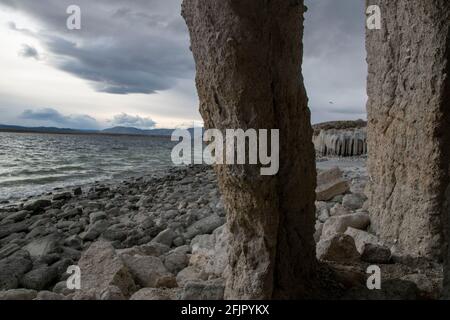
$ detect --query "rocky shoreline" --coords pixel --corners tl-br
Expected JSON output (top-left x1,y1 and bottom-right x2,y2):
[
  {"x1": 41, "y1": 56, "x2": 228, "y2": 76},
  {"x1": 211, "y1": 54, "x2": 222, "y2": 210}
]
[{"x1": 0, "y1": 161, "x2": 444, "y2": 300}]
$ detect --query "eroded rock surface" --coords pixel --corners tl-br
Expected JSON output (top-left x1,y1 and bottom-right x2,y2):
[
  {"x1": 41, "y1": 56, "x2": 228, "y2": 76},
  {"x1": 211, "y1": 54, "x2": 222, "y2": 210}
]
[{"x1": 366, "y1": 0, "x2": 450, "y2": 262}]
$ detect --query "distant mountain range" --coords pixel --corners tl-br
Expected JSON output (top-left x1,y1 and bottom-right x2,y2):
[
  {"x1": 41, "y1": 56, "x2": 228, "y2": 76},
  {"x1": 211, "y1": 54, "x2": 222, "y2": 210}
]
[{"x1": 0, "y1": 124, "x2": 201, "y2": 137}]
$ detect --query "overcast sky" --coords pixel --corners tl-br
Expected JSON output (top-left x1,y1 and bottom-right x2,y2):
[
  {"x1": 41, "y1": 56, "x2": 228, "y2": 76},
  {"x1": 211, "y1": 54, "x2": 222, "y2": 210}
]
[{"x1": 0, "y1": 0, "x2": 367, "y2": 129}]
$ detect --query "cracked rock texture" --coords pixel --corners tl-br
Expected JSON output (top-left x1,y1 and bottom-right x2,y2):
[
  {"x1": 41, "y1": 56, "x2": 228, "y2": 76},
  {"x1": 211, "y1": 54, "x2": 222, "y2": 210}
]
[
  {"x1": 182, "y1": 0, "x2": 317, "y2": 299},
  {"x1": 366, "y1": 0, "x2": 450, "y2": 261}
]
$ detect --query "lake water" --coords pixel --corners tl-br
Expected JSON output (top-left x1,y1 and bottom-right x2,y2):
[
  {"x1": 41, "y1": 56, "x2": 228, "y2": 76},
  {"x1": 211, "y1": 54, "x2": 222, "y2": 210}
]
[
  {"x1": 0, "y1": 132, "x2": 179, "y2": 201},
  {"x1": 0, "y1": 131, "x2": 366, "y2": 202}
]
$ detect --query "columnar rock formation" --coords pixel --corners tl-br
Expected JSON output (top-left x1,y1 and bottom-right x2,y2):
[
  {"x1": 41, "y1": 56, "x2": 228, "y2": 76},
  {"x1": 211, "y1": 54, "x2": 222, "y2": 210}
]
[
  {"x1": 366, "y1": 0, "x2": 450, "y2": 266},
  {"x1": 182, "y1": 0, "x2": 317, "y2": 299},
  {"x1": 313, "y1": 128, "x2": 367, "y2": 157}
]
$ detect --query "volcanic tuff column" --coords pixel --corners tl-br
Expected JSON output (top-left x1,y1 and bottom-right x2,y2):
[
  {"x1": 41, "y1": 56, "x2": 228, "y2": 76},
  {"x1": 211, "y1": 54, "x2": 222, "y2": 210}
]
[
  {"x1": 366, "y1": 0, "x2": 450, "y2": 262},
  {"x1": 182, "y1": 0, "x2": 317, "y2": 299}
]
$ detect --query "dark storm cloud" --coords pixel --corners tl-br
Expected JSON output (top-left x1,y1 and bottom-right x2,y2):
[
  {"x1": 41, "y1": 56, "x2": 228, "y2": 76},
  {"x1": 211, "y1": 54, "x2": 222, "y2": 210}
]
[
  {"x1": 304, "y1": 0, "x2": 367, "y2": 123},
  {"x1": 2, "y1": 0, "x2": 368, "y2": 123},
  {"x1": 20, "y1": 108, "x2": 99, "y2": 129},
  {"x1": 18, "y1": 44, "x2": 39, "y2": 59},
  {"x1": 1, "y1": 0, "x2": 194, "y2": 94}
]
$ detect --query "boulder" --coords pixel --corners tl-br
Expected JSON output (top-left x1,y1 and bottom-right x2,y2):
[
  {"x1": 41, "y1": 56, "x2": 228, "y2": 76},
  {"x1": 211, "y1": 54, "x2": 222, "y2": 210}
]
[
  {"x1": 0, "y1": 250, "x2": 33, "y2": 290},
  {"x1": 121, "y1": 254, "x2": 176, "y2": 288},
  {"x1": 344, "y1": 227, "x2": 382, "y2": 253},
  {"x1": 322, "y1": 213, "x2": 371, "y2": 239},
  {"x1": 23, "y1": 235, "x2": 61, "y2": 259},
  {"x1": 316, "y1": 167, "x2": 350, "y2": 201},
  {"x1": 314, "y1": 222, "x2": 323, "y2": 243},
  {"x1": 316, "y1": 234, "x2": 360, "y2": 262},
  {"x1": 64, "y1": 235, "x2": 83, "y2": 250},
  {"x1": 81, "y1": 220, "x2": 109, "y2": 241},
  {"x1": 164, "y1": 252, "x2": 189, "y2": 274},
  {"x1": 176, "y1": 266, "x2": 208, "y2": 287},
  {"x1": 0, "y1": 289, "x2": 37, "y2": 300},
  {"x1": 130, "y1": 288, "x2": 180, "y2": 300},
  {"x1": 188, "y1": 225, "x2": 230, "y2": 278},
  {"x1": 360, "y1": 243, "x2": 391, "y2": 264},
  {"x1": 53, "y1": 192, "x2": 72, "y2": 201},
  {"x1": 23, "y1": 199, "x2": 51, "y2": 212},
  {"x1": 99, "y1": 286, "x2": 126, "y2": 300},
  {"x1": 180, "y1": 279, "x2": 225, "y2": 300},
  {"x1": 73, "y1": 187, "x2": 82, "y2": 196},
  {"x1": 0, "y1": 221, "x2": 30, "y2": 239},
  {"x1": 53, "y1": 281, "x2": 75, "y2": 296},
  {"x1": 78, "y1": 240, "x2": 136, "y2": 298},
  {"x1": 342, "y1": 193, "x2": 367, "y2": 211},
  {"x1": 5, "y1": 210, "x2": 30, "y2": 222},
  {"x1": 20, "y1": 266, "x2": 59, "y2": 291},
  {"x1": 329, "y1": 203, "x2": 350, "y2": 217},
  {"x1": 89, "y1": 211, "x2": 107, "y2": 224},
  {"x1": 151, "y1": 228, "x2": 177, "y2": 247},
  {"x1": 117, "y1": 242, "x2": 170, "y2": 258},
  {"x1": 183, "y1": 214, "x2": 225, "y2": 239},
  {"x1": 34, "y1": 291, "x2": 67, "y2": 300},
  {"x1": 0, "y1": 243, "x2": 21, "y2": 260}
]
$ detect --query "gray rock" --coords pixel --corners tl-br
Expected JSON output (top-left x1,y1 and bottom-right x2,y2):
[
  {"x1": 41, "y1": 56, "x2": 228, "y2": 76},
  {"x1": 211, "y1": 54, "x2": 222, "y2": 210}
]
[
  {"x1": 316, "y1": 167, "x2": 350, "y2": 201},
  {"x1": 53, "y1": 192, "x2": 72, "y2": 201},
  {"x1": 121, "y1": 254, "x2": 176, "y2": 288},
  {"x1": 35, "y1": 291, "x2": 67, "y2": 300},
  {"x1": 0, "y1": 250, "x2": 33, "y2": 290},
  {"x1": 23, "y1": 235, "x2": 61, "y2": 259},
  {"x1": 23, "y1": 199, "x2": 52, "y2": 212},
  {"x1": 151, "y1": 228, "x2": 177, "y2": 247},
  {"x1": 183, "y1": 214, "x2": 225, "y2": 239},
  {"x1": 81, "y1": 220, "x2": 109, "y2": 241},
  {"x1": 0, "y1": 289, "x2": 37, "y2": 300},
  {"x1": 117, "y1": 242, "x2": 170, "y2": 258},
  {"x1": 329, "y1": 203, "x2": 351, "y2": 217},
  {"x1": 64, "y1": 235, "x2": 82, "y2": 250},
  {"x1": 53, "y1": 281, "x2": 75, "y2": 296},
  {"x1": 0, "y1": 221, "x2": 30, "y2": 239},
  {"x1": 180, "y1": 279, "x2": 225, "y2": 300},
  {"x1": 176, "y1": 266, "x2": 208, "y2": 287},
  {"x1": 20, "y1": 265, "x2": 59, "y2": 291},
  {"x1": 342, "y1": 193, "x2": 367, "y2": 211},
  {"x1": 73, "y1": 187, "x2": 82, "y2": 196},
  {"x1": 78, "y1": 240, "x2": 137, "y2": 298},
  {"x1": 173, "y1": 236, "x2": 185, "y2": 247},
  {"x1": 317, "y1": 208, "x2": 330, "y2": 223},
  {"x1": 360, "y1": 243, "x2": 391, "y2": 264},
  {"x1": 102, "y1": 228, "x2": 128, "y2": 242},
  {"x1": 314, "y1": 222, "x2": 323, "y2": 243},
  {"x1": 0, "y1": 243, "x2": 21, "y2": 259},
  {"x1": 316, "y1": 234, "x2": 360, "y2": 262},
  {"x1": 344, "y1": 227, "x2": 382, "y2": 253},
  {"x1": 5, "y1": 210, "x2": 30, "y2": 222},
  {"x1": 164, "y1": 252, "x2": 189, "y2": 274},
  {"x1": 89, "y1": 211, "x2": 107, "y2": 224},
  {"x1": 130, "y1": 288, "x2": 180, "y2": 300},
  {"x1": 100, "y1": 286, "x2": 126, "y2": 300},
  {"x1": 322, "y1": 213, "x2": 371, "y2": 239}
]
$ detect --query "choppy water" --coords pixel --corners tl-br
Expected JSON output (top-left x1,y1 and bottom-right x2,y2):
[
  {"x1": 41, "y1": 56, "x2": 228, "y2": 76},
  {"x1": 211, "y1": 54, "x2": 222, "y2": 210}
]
[
  {"x1": 0, "y1": 131, "x2": 367, "y2": 202},
  {"x1": 0, "y1": 132, "x2": 180, "y2": 201}
]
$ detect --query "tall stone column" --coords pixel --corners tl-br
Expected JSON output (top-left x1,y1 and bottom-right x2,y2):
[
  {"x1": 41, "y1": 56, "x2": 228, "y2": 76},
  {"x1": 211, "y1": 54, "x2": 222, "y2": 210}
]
[
  {"x1": 182, "y1": 0, "x2": 317, "y2": 299},
  {"x1": 366, "y1": 0, "x2": 450, "y2": 262}
]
